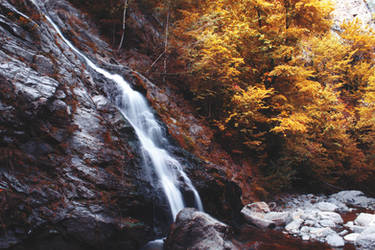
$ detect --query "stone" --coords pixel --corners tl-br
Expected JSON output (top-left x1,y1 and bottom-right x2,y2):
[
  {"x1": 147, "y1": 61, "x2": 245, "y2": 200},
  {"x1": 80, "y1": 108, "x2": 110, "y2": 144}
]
[
  {"x1": 344, "y1": 233, "x2": 360, "y2": 242},
  {"x1": 356, "y1": 233, "x2": 375, "y2": 249},
  {"x1": 241, "y1": 208, "x2": 275, "y2": 229},
  {"x1": 317, "y1": 211, "x2": 343, "y2": 224},
  {"x1": 241, "y1": 203, "x2": 290, "y2": 229},
  {"x1": 309, "y1": 227, "x2": 336, "y2": 240},
  {"x1": 319, "y1": 219, "x2": 336, "y2": 228},
  {"x1": 141, "y1": 239, "x2": 164, "y2": 250},
  {"x1": 55, "y1": 90, "x2": 66, "y2": 99},
  {"x1": 34, "y1": 55, "x2": 54, "y2": 75},
  {"x1": 302, "y1": 234, "x2": 310, "y2": 241},
  {"x1": 164, "y1": 208, "x2": 235, "y2": 250},
  {"x1": 291, "y1": 209, "x2": 305, "y2": 220},
  {"x1": 264, "y1": 212, "x2": 291, "y2": 227},
  {"x1": 326, "y1": 233, "x2": 345, "y2": 247},
  {"x1": 285, "y1": 218, "x2": 304, "y2": 234},
  {"x1": 330, "y1": 190, "x2": 375, "y2": 208},
  {"x1": 361, "y1": 225, "x2": 375, "y2": 235},
  {"x1": 245, "y1": 202, "x2": 271, "y2": 213},
  {"x1": 354, "y1": 213, "x2": 375, "y2": 227},
  {"x1": 338, "y1": 229, "x2": 348, "y2": 236},
  {"x1": 315, "y1": 202, "x2": 338, "y2": 212}
]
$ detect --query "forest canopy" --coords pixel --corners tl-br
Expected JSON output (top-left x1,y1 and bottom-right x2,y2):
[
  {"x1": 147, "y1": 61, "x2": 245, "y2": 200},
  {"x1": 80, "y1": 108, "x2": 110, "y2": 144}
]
[{"x1": 171, "y1": 0, "x2": 375, "y2": 194}]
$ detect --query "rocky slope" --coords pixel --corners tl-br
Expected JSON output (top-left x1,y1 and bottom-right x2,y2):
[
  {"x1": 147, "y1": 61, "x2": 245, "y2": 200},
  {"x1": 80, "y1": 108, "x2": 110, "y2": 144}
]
[{"x1": 0, "y1": 0, "x2": 242, "y2": 249}]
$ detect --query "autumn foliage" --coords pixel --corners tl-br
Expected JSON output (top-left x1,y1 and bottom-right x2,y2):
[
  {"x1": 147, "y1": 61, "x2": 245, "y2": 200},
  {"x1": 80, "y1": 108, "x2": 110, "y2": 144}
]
[{"x1": 173, "y1": 0, "x2": 375, "y2": 193}]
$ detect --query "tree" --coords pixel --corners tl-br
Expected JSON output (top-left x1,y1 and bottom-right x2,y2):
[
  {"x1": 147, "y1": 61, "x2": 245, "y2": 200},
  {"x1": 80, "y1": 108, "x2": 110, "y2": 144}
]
[{"x1": 174, "y1": 0, "x2": 375, "y2": 193}]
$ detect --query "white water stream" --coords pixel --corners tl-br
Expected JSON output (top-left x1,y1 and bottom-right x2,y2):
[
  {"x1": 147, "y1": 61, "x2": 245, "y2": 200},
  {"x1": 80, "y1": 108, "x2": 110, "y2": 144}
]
[{"x1": 32, "y1": 1, "x2": 203, "y2": 219}]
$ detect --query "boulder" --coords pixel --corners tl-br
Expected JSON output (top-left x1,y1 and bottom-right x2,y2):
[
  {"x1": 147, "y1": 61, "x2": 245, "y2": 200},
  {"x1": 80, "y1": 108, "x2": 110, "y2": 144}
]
[
  {"x1": 317, "y1": 211, "x2": 343, "y2": 224},
  {"x1": 141, "y1": 239, "x2": 164, "y2": 250},
  {"x1": 241, "y1": 202, "x2": 290, "y2": 229},
  {"x1": 345, "y1": 221, "x2": 365, "y2": 233},
  {"x1": 330, "y1": 190, "x2": 375, "y2": 208},
  {"x1": 264, "y1": 212, "x2": 291, "y2": 227},
  {"x1": 344, "y1": 233, "x2": 360, "y2": 242},
  {"x1": 285, "y1": 218, "x2": 304, "y2": 234},
  {"x1": 326, "y1": 233, "x2": 345, "y2": 248},
  {"x1": 309, "y1": 227, "x2": 336, "y2": 241},
  {"x1": 164, "y1": 208, "x2": 235, "y2": 250},
  {"x1": 356, "y1": 233, "x2": 375, "y2": 249},
  {"x1": 245, "y1": 202, "x2": 271, "y2": 213},
  {"x1": 354, "y1": 213, "x2": 375, "y2": 227},
  {"x1": 315, "y1": 202, "x2": 338, "y2": 212}
]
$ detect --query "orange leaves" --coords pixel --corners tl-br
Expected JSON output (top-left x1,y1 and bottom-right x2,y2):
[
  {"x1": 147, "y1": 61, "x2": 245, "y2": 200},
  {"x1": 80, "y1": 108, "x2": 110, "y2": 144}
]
[
  {"x1": 272, "y1": 112, "x2": 311, "y2": 134},
  {"x1": 173, "y1": 0, "x2": 375, "y2": 192}
]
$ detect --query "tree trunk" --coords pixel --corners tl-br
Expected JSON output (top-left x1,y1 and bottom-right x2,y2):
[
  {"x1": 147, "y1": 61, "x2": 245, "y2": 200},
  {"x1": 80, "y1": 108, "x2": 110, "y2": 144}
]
[
  {"x1": 117, "y1": 0, "x2": 129, "y2": 51},
  {"x1": 163, "y1": 6, "x2": 170, "y2": 83}
]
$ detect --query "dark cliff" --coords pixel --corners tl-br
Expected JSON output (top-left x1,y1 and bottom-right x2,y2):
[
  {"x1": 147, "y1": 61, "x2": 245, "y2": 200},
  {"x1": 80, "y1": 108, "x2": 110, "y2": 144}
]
[{"x1": 0, "y1": 0, "x2": 242, "y2": 249}]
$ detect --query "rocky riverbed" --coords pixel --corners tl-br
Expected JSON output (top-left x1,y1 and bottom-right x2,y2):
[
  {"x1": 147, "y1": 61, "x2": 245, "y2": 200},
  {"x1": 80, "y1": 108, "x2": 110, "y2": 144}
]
[{"x1": 242, "y1": 190, "x2": 375, "y2": 249}]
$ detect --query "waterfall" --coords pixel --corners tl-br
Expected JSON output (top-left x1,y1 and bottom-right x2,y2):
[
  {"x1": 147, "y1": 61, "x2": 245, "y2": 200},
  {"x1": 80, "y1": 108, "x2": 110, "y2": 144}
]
[{"x1": 32, "y1": 1, "x2": 203, "y2": 220}]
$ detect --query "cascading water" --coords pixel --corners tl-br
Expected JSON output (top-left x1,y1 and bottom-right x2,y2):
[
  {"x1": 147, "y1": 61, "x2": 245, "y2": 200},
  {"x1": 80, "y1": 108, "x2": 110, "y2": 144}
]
[{"x1": 31, "y1": 1, "x2": 203, "y2": 220}]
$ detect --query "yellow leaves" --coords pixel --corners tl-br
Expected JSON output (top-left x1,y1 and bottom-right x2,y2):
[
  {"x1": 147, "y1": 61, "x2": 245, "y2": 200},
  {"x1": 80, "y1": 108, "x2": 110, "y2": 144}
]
[
  {"x1": 272, "y1": 112, "x2": 311, "y2": 135},
  {"x1": 232, "y1": 86, "x2": 273, "y2": 106},
  {"x1": 173, "y1": 0, "x2": 375, "y2": 191},
  {"x1": 270, "y1": 65, "x2": 314, "y2": 80},
  {"x1": 226, "y1": 86, "x2": 273, "y2": 125}
]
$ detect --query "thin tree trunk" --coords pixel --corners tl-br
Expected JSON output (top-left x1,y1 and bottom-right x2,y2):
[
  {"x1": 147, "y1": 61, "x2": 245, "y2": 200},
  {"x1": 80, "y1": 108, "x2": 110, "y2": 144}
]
[
  {"x1": 285, "y1": 0, "x2": 290, "y2": 30},
  {"x1": 163, "y1": 5, "x2": 170, "y2": 83},
  {"x1": 117, "y1": 0, "x2": 129, "y2": 51},
  {"x1": 146, "y1": 51, "x2": 166, "y2": 74}
]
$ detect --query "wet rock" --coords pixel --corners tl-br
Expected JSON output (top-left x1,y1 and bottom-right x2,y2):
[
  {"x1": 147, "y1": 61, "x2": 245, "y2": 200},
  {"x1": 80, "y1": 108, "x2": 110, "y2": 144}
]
[
  {"x1": 241, "y1": 209, "x2": 275, "y2": 229},
  {"x1": 241, "y1": 203, "x2": 290, "y2": 229},
  {"x1": 49, "y1": 99, "x2": 68, "y2": 112},
  {"x1": 344, "y1": 233, "x2": 360, "y2": 242},
  {"x1": 165, "y1": 208, "x2": 235, "y2": 250},
  {"x1": 317, "y1": 211, "x2": 343, "y2": 224},
  {"x1": 315, "y1": 202, "x2": 338, "y2": 212},
  {"x1": 309, "y1": 227, "x2": 336, "y2": 241},
  {"x1": 354, "y1": 213, "x2": 375, "y2": 227},
  {"x1": 345, "y1": 221, "x2": 365, "y2": 233},
  {"x1": 34, "y1": 55, "x2": 54, "y2": 75},
  {"x1": 141, "y1": 239, "x2": 164, "y2": 250},
  {"x1": 326, "y1": 233, "x2": 345, "y2": 247},
  {"x1": 356, "y1": 232, "x2": 375, "y2": 249},
  {"x1": 330, "y1": 190, "x2": 375, "y2": 209},
  {"x1": 246, "y1": 202, "x2": 271, "y2": 213},
  {"x1": 263, "y1": 212, "x2": 291, "y2": 227},
  {"x1": 285, "y1": 218, "x2": 304, "y2": 234}
]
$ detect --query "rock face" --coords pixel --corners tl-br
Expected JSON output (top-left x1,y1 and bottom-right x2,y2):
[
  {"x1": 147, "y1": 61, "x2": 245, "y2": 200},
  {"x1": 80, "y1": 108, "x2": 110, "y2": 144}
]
[
  {"x1": 164, "y1": 208, "x2": 236, "y2": 250},
  {"x1": 0, "y1": 0, "x2": 243, "y2": 249}
]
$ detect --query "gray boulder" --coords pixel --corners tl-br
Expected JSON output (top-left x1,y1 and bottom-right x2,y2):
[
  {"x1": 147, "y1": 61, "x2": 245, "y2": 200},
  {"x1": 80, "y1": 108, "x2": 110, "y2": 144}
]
[
  {"x1": 241, "y1": 202, "x2": 290, "y2": 229},
  {"x1": 165, "y1": 208, "x2": 236, "y2": 250}
]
